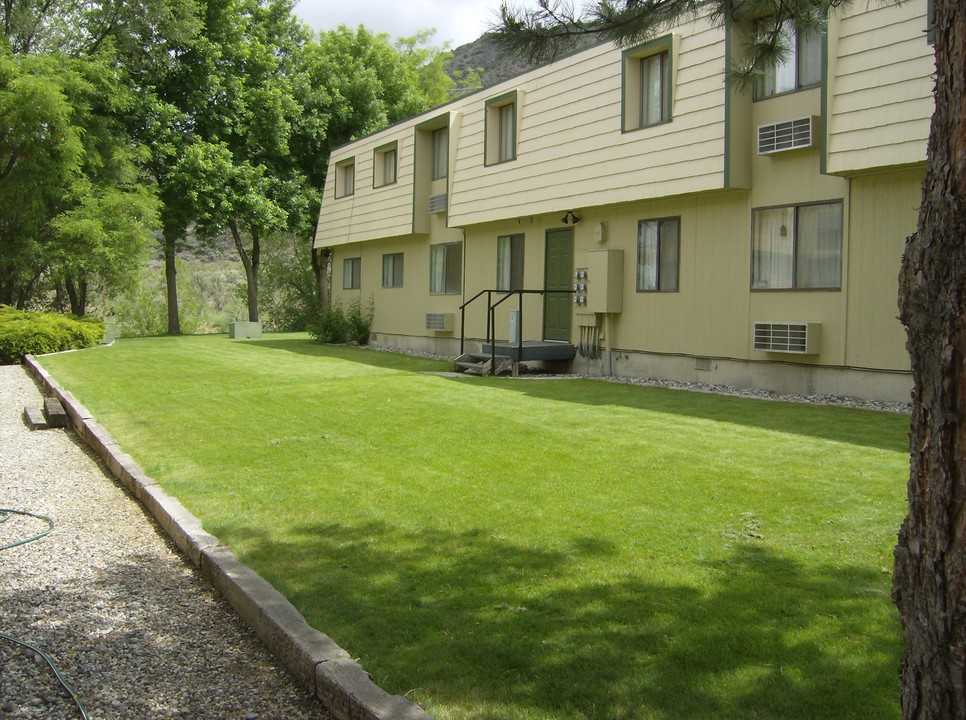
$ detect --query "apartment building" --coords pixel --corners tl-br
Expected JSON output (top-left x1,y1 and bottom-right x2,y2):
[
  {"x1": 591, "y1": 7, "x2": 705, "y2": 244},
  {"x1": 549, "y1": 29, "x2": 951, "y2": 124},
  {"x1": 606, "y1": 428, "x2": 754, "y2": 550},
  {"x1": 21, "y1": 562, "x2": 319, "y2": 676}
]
[{"x1": 315, "y1": 1, "x2": 933, "y2": 402}]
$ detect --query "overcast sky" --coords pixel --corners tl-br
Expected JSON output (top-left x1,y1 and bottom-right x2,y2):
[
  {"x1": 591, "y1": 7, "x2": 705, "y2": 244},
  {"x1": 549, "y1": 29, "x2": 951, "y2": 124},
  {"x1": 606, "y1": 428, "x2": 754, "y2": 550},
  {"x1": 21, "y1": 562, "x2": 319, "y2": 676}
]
[{"x1": 293, "y1": 0, "x2": 506, "y2": 48}]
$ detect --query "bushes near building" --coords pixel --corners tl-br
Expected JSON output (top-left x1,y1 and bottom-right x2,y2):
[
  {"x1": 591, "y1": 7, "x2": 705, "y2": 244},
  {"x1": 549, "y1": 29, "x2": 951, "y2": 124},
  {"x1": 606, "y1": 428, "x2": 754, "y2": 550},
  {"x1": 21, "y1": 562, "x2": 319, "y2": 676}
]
[{"x1": 307, "y1": 299, "x2": 373, "y2": 345}]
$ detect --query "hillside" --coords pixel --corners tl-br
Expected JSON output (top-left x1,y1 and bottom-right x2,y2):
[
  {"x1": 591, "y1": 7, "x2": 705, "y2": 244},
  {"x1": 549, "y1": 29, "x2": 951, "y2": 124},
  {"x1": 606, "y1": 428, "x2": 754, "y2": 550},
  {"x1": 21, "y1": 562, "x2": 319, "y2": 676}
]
[{"x1": 445, "y1": 32, "x2": 602, "y2": 90}]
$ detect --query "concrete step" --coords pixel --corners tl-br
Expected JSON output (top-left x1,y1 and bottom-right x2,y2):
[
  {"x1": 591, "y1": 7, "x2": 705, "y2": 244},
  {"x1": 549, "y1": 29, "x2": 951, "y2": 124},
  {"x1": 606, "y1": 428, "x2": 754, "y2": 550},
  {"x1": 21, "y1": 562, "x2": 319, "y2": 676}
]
[{"x1": 23, "y1": 405, "x2": 48, "y2": 430}]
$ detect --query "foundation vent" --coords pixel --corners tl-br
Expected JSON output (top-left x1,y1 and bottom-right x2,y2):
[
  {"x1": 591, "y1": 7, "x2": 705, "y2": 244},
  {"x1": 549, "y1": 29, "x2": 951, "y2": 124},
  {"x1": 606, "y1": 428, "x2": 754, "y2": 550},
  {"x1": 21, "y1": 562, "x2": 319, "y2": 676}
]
[{"x1": 426, "y1": 313, "x2": 454, "y2": 333}]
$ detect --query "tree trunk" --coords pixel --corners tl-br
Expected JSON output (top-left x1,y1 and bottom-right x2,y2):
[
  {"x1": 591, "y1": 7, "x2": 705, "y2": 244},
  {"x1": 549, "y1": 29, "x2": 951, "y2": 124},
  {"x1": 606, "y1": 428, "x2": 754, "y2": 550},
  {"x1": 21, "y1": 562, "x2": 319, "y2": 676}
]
[
  {"x1": 163, "y1": 231, "x2": 181, "y2": 335},
  {"x1": 893, "y1": 2, "x2": 966, "y2": 718},
  {"x1": 311, "y1": 246, "x2": 330, "y2": 310},
  {"x1": 229, "y1": 220, "x2": 259, "y2": 322},
  {"x1": 64, "y1": 276, "x2": 88, "y2": 316}
]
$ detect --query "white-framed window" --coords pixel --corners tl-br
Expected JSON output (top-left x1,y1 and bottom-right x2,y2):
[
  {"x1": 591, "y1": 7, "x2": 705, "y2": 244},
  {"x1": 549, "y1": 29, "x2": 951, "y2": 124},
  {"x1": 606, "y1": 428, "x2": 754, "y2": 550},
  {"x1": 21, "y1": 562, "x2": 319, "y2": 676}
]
[
  {"x1": 343, "y1": 257, "x2": 361, "y2": 289},
  {"x1": 622, "y1": 36, "x2": 673, "y2": 132},
  {"x1": 485, "y1": 91, "x2": 518, "y2": 165},
  {"x1": 496, "y1": 234, "x2": 525, "y2": 292},
  {"x1": 637, "y1": 218, "x2": 680, "y2": 292},
  {"x1": 432, "y1": 127, "x2": 448, "y2": 180},
  {"x1": 429, "y1": 242, "x2": 462, "y2": 294},
  {"x1": 382, "y1": 253, "x2": 404, "y2": 288},
  {"x1": 373, "y1": 142, "x2": 397, "y2": 187},
  {"x1": 752, "y1": 201, "x2": 842, "y2": 289},
  {"x1": 755, "y1": 20, "x2": 823, "y2": 99},
  {"x1": 335, "y1": 159, "x2": 355, "y2": 198}
]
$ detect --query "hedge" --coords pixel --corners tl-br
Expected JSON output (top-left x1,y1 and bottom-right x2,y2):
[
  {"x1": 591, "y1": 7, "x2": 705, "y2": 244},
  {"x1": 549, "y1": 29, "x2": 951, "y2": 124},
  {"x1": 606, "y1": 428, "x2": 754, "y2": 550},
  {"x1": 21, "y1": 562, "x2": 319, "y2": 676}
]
[{"x1": 0, "y1": 305, "x2": 106, "y2": 364}]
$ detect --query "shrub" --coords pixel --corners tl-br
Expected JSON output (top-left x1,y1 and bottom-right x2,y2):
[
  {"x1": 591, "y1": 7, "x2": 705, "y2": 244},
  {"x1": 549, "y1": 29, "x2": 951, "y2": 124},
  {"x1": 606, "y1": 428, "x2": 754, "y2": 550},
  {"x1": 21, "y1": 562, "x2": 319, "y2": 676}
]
[
  {"x1": 308, "y1": 298, "x2": 373, "y2": 345},
  {"x1": 0, "y1": 305, "x2": 105, "y2": 364}
]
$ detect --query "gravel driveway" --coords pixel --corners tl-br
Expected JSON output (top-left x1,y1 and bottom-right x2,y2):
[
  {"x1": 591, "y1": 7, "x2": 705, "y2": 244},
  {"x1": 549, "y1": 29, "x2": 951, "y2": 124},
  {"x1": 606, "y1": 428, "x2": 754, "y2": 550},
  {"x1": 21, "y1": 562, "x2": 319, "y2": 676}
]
[{"x1": 0, "y1": 364, "x2": 330, "y2": 720}]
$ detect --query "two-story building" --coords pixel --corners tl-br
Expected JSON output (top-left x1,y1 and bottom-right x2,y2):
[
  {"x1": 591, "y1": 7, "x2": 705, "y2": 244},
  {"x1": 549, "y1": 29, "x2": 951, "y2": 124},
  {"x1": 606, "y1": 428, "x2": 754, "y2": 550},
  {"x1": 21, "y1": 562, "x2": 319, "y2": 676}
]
[{"x1": 314, "y1": 1, "x2": 933, "y2": 403}]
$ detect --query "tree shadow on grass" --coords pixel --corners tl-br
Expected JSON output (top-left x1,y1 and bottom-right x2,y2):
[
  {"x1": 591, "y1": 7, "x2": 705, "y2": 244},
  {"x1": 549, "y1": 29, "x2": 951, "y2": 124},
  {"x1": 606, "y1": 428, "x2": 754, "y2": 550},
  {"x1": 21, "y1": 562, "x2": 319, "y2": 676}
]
[
  {"x1": 451, "y1": 376, "x2": 909, "y2": 454},
  {"x1": 244, "y1": 337, "x2": 451, "y2": 373},
  {"x1": 228, "y1": 520, "x2": 901, "y2": 720}
]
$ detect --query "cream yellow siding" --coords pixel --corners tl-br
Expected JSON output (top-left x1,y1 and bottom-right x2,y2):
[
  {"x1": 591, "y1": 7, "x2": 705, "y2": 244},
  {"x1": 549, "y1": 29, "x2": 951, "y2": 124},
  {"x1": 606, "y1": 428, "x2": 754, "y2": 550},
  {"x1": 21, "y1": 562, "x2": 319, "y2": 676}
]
[
  {"x1": 448, "y1": 16, "x2": 729, "y2": 226},
  {"x1": 845, "y1": 168, "x2": 922, "y2": 371},
  {"x1": 826, "y1": 0, "x2": 932, "y2": 173},
  {"x1": 316, "y1": 133, "x2": 417, "y2": 247}
]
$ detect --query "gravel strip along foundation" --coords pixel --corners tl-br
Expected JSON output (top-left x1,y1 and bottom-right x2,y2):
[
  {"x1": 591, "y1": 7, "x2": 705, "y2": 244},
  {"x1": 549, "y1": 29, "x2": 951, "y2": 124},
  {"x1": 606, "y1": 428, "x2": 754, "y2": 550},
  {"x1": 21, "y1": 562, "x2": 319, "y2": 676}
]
[{"x1": 0, "y1": 363, "x2": 332, "y2": 720}]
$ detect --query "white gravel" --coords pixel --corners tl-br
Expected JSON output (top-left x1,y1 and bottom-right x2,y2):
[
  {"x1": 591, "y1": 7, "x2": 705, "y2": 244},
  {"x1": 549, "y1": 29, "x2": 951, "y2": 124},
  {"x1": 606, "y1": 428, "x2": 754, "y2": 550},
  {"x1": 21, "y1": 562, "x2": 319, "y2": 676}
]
[{"x1": 0, "y1": 364, "x2": 330, "y2": 720}]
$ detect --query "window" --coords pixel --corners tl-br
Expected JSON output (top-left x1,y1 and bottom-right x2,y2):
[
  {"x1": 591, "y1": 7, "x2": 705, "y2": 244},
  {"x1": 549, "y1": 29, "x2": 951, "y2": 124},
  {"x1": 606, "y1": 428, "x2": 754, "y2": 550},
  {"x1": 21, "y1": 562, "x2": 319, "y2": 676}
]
[
  {"x1": 498, "y1": 104, "x2": 515, "y2": 162},
  {"x1": 343, "y1": 257, "x2": 361, "y2": 290},
  {"x1": 636, "y1": 218, "x2": 680, "y2": 292},
  {"x1": 496, "y1": 234, "x2": 525, "y2": 291},
  {"x1": 429, "y1": 242, "x2": 462, "y2": 294},
  {"x1": 432, "y1": 127, "x2": 448, "y2": 180},
  {"x1": 752, "y1": 201, "x2": 842, "y2": 289},
  {"x1": 335, "y1": 159, "x2": 355, "y2": 198},
  {"x1": 622, "y1": 36, "x2": 673, "y2": 132},
  {"x1": 382, "y1": 253, "x2": 404, "y2": 288},
  {"x1": 640, "y1": 52, "x2": 670, "y2": 126},
  {"x1": 755, "y1": 20, "x2": 823, "y2": 99},
  {"x1": 485, "y1": 91, "x2": 518, "y2": 165},
  {"x1": 374, "y1": 143, "x2": 397, "y2": 187}
]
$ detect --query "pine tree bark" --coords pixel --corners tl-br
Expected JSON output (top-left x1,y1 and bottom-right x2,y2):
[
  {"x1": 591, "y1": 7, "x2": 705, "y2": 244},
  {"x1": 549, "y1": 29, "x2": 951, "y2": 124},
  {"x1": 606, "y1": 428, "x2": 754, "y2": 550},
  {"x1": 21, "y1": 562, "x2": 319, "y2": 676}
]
[{"x1": 893, "y1": 1, "x2": 966, "y2": 718}]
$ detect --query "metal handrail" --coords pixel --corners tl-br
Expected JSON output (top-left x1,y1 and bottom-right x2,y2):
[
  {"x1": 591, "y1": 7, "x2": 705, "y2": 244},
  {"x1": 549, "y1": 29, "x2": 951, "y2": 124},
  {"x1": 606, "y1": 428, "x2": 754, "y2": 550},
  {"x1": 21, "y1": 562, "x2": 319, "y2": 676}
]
[
  {"x1": 487, "y1": 290, "x2": 546, "y2": 370},
  {"x1": 459, "y1": 289, "x2": 494, "y2": 355},
  {"x1": 459, "y1": 288, "x2": 575, "y2": 374}
]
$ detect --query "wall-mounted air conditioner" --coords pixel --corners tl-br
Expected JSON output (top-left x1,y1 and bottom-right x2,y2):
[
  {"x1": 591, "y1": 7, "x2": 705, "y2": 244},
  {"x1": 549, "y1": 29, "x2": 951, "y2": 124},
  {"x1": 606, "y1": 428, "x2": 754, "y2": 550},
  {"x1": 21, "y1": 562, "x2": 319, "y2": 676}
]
[
  {"x1": 757, "y1": 116, "x2": 818, "y2": 155},
  {"x1": 426, "y1": 312, "x2": 454, "y2": 333},
  {"x1": 753, "y1": 321, "x2": 821, "y2": 355},
  {"x1": 428, "y1": 194, "x2": 447, "y2": 214}
]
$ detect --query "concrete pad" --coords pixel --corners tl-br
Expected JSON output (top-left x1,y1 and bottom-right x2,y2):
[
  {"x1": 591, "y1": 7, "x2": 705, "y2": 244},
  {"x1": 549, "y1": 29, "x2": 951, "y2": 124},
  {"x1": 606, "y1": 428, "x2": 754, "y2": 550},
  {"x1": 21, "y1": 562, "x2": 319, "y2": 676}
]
[{"x1": 229, "y1": 321, "x2": 262, "y2": 339}]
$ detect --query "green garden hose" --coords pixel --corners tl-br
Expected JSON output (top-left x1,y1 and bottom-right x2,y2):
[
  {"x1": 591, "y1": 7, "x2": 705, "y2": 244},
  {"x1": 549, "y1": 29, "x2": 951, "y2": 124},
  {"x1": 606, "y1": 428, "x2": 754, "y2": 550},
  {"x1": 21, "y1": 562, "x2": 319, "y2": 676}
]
[
  {"x1": 0, "y1": 508, "x2": 90, "y2": 720},
  {"x1": 0, "y1": 508, "x2": 54, "y2": 551}
]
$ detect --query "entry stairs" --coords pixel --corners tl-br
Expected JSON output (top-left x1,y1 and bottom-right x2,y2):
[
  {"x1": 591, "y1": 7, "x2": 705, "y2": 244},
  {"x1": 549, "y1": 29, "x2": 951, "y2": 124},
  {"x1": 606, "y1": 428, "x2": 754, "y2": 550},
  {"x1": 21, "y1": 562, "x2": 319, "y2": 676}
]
[
  {"x1": 453, "y1": 352, "x2": 515, "y2": 376},
  {"x1": 452, "y1": 341, "x2": 577, "y2": 376}
]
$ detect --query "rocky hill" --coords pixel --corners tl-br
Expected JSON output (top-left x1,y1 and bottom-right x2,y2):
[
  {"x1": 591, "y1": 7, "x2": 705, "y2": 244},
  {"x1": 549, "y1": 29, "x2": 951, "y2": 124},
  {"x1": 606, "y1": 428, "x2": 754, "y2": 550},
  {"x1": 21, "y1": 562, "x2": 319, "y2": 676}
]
[{"x1": 445, "y1": 32, "x2": 602, "y2": 91}]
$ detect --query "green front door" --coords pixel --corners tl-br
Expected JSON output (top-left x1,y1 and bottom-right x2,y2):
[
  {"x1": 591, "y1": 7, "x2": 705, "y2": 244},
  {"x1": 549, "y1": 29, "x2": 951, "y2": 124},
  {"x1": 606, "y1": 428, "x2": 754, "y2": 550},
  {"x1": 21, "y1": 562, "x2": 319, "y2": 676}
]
[{"x1": 543, "y1": 228, "x2": 574, "y2": 341}]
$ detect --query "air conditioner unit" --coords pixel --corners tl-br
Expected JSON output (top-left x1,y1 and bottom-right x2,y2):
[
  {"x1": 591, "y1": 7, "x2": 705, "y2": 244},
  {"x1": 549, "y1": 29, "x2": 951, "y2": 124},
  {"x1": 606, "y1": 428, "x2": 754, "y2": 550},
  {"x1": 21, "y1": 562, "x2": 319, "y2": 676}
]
[
  {"x1": 753, "y1": 321, "x2": 821, "y2": 355},
  {"x1": 758, "y1": 116, "x2": 818, "y2": 155},
  {"x1": 425, "y1": 312, "x2": 454, "y2": 333},
  {"x1": 428, "y1": 194, "x2": 447, "y2": 214}
]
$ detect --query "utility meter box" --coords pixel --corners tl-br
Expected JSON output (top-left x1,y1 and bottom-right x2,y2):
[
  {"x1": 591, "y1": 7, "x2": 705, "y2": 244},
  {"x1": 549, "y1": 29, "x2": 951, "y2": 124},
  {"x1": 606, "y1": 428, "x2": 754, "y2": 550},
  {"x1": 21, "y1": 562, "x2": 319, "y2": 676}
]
[{"x1": 586, "y1": 250, "x2": 623, "y2": 313}]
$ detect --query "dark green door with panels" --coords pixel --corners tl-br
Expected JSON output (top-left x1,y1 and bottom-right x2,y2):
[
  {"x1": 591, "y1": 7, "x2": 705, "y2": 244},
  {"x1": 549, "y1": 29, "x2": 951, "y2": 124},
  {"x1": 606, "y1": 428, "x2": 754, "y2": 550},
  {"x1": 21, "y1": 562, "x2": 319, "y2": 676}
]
[{"x1": 543, "y1": 228, "x2": 574, "y2": 341}]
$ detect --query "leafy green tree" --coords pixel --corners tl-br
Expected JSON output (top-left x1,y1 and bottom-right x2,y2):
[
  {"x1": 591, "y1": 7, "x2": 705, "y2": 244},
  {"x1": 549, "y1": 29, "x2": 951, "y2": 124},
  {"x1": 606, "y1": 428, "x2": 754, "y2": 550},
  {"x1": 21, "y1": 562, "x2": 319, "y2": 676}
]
[
  {"x1": 498, "y1": 1, "x2": 965, "y2": 718},
  {"x1": 292, "y1": 26, "x2": 455, "y2": 314},
  {"x1": 0, "y1": 52, "x2": 158, "y2": 312},
  {"x1": 1, "y1": 0, "x2": 199, "y2": 58}
]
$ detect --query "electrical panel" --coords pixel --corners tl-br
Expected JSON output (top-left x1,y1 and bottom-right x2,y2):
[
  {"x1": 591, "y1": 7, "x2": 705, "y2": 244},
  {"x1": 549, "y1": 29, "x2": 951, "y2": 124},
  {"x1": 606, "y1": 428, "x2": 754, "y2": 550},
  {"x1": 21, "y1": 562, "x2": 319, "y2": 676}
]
[{"x1": 585, "y1": 250, "x2": 623, "y2": 314}]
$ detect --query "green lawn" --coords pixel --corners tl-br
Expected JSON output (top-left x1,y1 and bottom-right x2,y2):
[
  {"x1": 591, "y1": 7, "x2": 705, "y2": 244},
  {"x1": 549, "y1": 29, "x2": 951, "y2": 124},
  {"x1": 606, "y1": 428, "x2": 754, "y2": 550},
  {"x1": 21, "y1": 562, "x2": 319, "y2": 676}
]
[{"x1": 38, "y1": 334, "x2": 909, "y2": 720}]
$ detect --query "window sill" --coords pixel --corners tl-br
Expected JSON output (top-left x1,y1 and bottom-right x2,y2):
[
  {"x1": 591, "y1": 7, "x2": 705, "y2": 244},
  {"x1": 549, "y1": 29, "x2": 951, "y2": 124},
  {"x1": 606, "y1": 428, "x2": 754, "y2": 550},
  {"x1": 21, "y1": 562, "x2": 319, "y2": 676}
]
[{"x1": 753, "y1": 82, "x2": 821, "y2": 102}]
